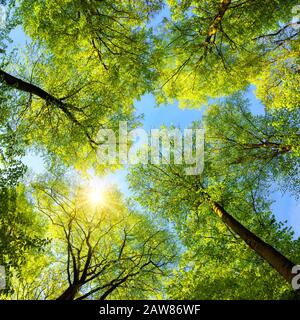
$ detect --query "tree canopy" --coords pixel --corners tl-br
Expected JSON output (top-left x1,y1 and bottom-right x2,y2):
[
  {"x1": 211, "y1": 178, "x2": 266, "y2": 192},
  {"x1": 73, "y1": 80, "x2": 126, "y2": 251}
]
[{"x1": 0, "y1": 0, "x2": 299, "y2": 300}]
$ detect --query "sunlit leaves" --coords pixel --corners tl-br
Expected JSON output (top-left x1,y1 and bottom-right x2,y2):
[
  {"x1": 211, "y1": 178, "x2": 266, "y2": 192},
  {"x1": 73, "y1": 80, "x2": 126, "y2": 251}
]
[{"x1": 156, "y1": 0, "x2": 299, "y2": 107}]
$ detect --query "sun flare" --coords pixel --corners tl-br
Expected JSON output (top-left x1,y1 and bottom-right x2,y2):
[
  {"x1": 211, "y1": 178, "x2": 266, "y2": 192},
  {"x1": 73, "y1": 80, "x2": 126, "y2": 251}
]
[
  {"x1": 89, "y1": 188, "x2": 105, "y2": 205},
  {"x1": 87, "y1": 178, "x2": 107, "y2": 206}
]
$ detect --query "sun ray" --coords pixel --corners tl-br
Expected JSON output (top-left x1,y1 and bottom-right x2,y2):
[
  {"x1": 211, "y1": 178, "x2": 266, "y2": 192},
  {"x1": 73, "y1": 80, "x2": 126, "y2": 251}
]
[{"x1": 87, "y1": 178, "x2": 107, "y2": 206}]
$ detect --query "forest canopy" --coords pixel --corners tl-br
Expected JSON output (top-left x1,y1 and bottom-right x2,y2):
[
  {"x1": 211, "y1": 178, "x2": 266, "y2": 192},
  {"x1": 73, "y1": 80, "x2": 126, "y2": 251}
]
[{"x1": 0, "y1": 0, "x2": 299, "y2": 300}]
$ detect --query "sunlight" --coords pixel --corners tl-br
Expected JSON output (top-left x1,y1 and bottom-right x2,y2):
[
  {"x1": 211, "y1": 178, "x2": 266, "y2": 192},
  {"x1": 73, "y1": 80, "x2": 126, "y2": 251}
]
[
  {"x1": 87, "y1": 178, "x2": 107, "y2": 206},
  {"x1": 89, "y1": 187, "x2": 105, "y2": 205}
]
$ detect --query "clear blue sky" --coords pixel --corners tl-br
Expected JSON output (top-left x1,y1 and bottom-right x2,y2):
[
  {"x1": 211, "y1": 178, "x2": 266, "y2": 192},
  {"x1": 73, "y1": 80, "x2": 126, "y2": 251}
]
[{"x1": 7, "y1": 11, "x2": 299, "y2": 239}]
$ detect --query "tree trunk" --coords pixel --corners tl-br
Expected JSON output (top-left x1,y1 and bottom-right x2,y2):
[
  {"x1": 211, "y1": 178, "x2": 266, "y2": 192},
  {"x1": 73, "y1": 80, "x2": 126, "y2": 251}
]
[
  {"x1": 206, "y1": 0, "x2": 231, "y2": 39},
  {"x1": 0, "y1": 69, "x2": 62, "y2": 104},
  {"x1": 205, "y1": 194, "x2": 298, "y2": 287},
  {"x1": 56, "y1": 285, "x2": 79, "y2": 300}
]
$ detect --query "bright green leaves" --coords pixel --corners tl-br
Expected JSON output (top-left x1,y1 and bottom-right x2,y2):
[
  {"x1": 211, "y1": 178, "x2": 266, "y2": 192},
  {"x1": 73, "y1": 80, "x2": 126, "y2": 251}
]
[
  {"x1": 5, "y1": 0, "x2": 164, "y2": 174},
  {"x1": 0, "y1": 0, "x2": 298, "y2": 300},
  {"x1": 203, "y1": 93, "x2": 300, "y2": 195},
  {"x1": 0, "y1": 128, "x2": 26, "y2": 188},
  {"x1": 156, "y1": 0, "x2": 299, "y2": 107},
  {"x1": 28, "y1": 181, "x2": 176, "y2": 300},
  {"x1": 128, "y1": 90, "x2": 300, "y2": 299},
  {"x1": 18, "y1": 0, "x2": 162, "y2": 94},
  {"x1": 253, "y1": 38, "x2": 300, "y2": 111},
  {"x1": 0, "y1": 185, "x2": 48, "y2": 295}
]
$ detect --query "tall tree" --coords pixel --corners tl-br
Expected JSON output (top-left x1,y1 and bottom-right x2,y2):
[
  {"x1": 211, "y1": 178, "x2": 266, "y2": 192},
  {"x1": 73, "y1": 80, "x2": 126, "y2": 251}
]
[
  {"x1": 0, "y1": 0, "x2": 164, "y2": 173},
  {"x1": 155, "y1": 0, "x2": 299, "y2": 107},
  {"x1": 0, "y1": 93, "x2": 47, "y2": 294},
  {"x1": 3, "y1": 181, "x2": 176, "y2": 300},
  {"x1": 128, "y1": 112, "x2": 300, "y2": 296},
  {"x1": 129, "y1": 161, "x2": 300, "y2": 297}
]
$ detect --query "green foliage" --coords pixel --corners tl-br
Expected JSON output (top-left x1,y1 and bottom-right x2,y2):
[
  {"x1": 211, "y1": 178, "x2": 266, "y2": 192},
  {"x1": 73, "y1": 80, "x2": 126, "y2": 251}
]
[
  {"x1": 0, "y1": 128, "x2": 26, "y2": 188},
  {"x1": 0, "y1": 0, "x2": 164, "y2": 173},
  {"x1": 0, "y1": 185, "x2": 48, "y2": 294},
  {"x1": 2, "y1": 180, "x2": 176, "y2": 300},
  {"x1": 0, "y1": 0, "x2": 298, "y2": 300},
  {"x1": 128, "y1": 108, "x2": 300, "y2": 299},
  {"x1": 203, "y1": 93, "x2": 300, "y2": 196},
  {"x1": 155, "y1": 0, "x2": 299, "y2": 107}
]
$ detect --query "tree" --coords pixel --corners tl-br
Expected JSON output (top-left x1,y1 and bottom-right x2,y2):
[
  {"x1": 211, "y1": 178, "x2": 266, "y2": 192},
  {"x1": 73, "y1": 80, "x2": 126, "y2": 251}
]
[
  {"x1": 203, "y1": 93, "x2": 300, "y2": 196},
  {"x1": 3, "y1": 181, "x2": 176, "y2": 300},
  {"x1": 0, "y1": 185, "x2": 48, "y2": 295},
  {"x1": 128, "y1": 116, "x2": 300, "y2": 297},
  {"x1": 0, "y1": 91, "x2": 47, "y2": 294},
  {"x1": 0, "y1": 0, "x2": 164, "y2": 173},
  {"x1": 0, "y1": 42, "x2": 138, "y2": 173},
  {"x1": 1, "y1": 0, "x2": 299, "y2": 300},
  {"x1": 155, "y1": 0, "x2": 299, "y2": 107},
  {"x1": 166, "y1": 222, "x2": 300, "y2": 299}
]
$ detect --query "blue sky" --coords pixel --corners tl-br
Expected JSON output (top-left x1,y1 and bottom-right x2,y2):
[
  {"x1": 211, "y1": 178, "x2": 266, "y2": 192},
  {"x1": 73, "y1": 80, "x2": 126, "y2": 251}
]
[
  {"x1": 21, "y1": 79, "x2": 300, "y2": 239},
  {"x1": 7, "y1": 10, "x2": 299, "y2": 239}
]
